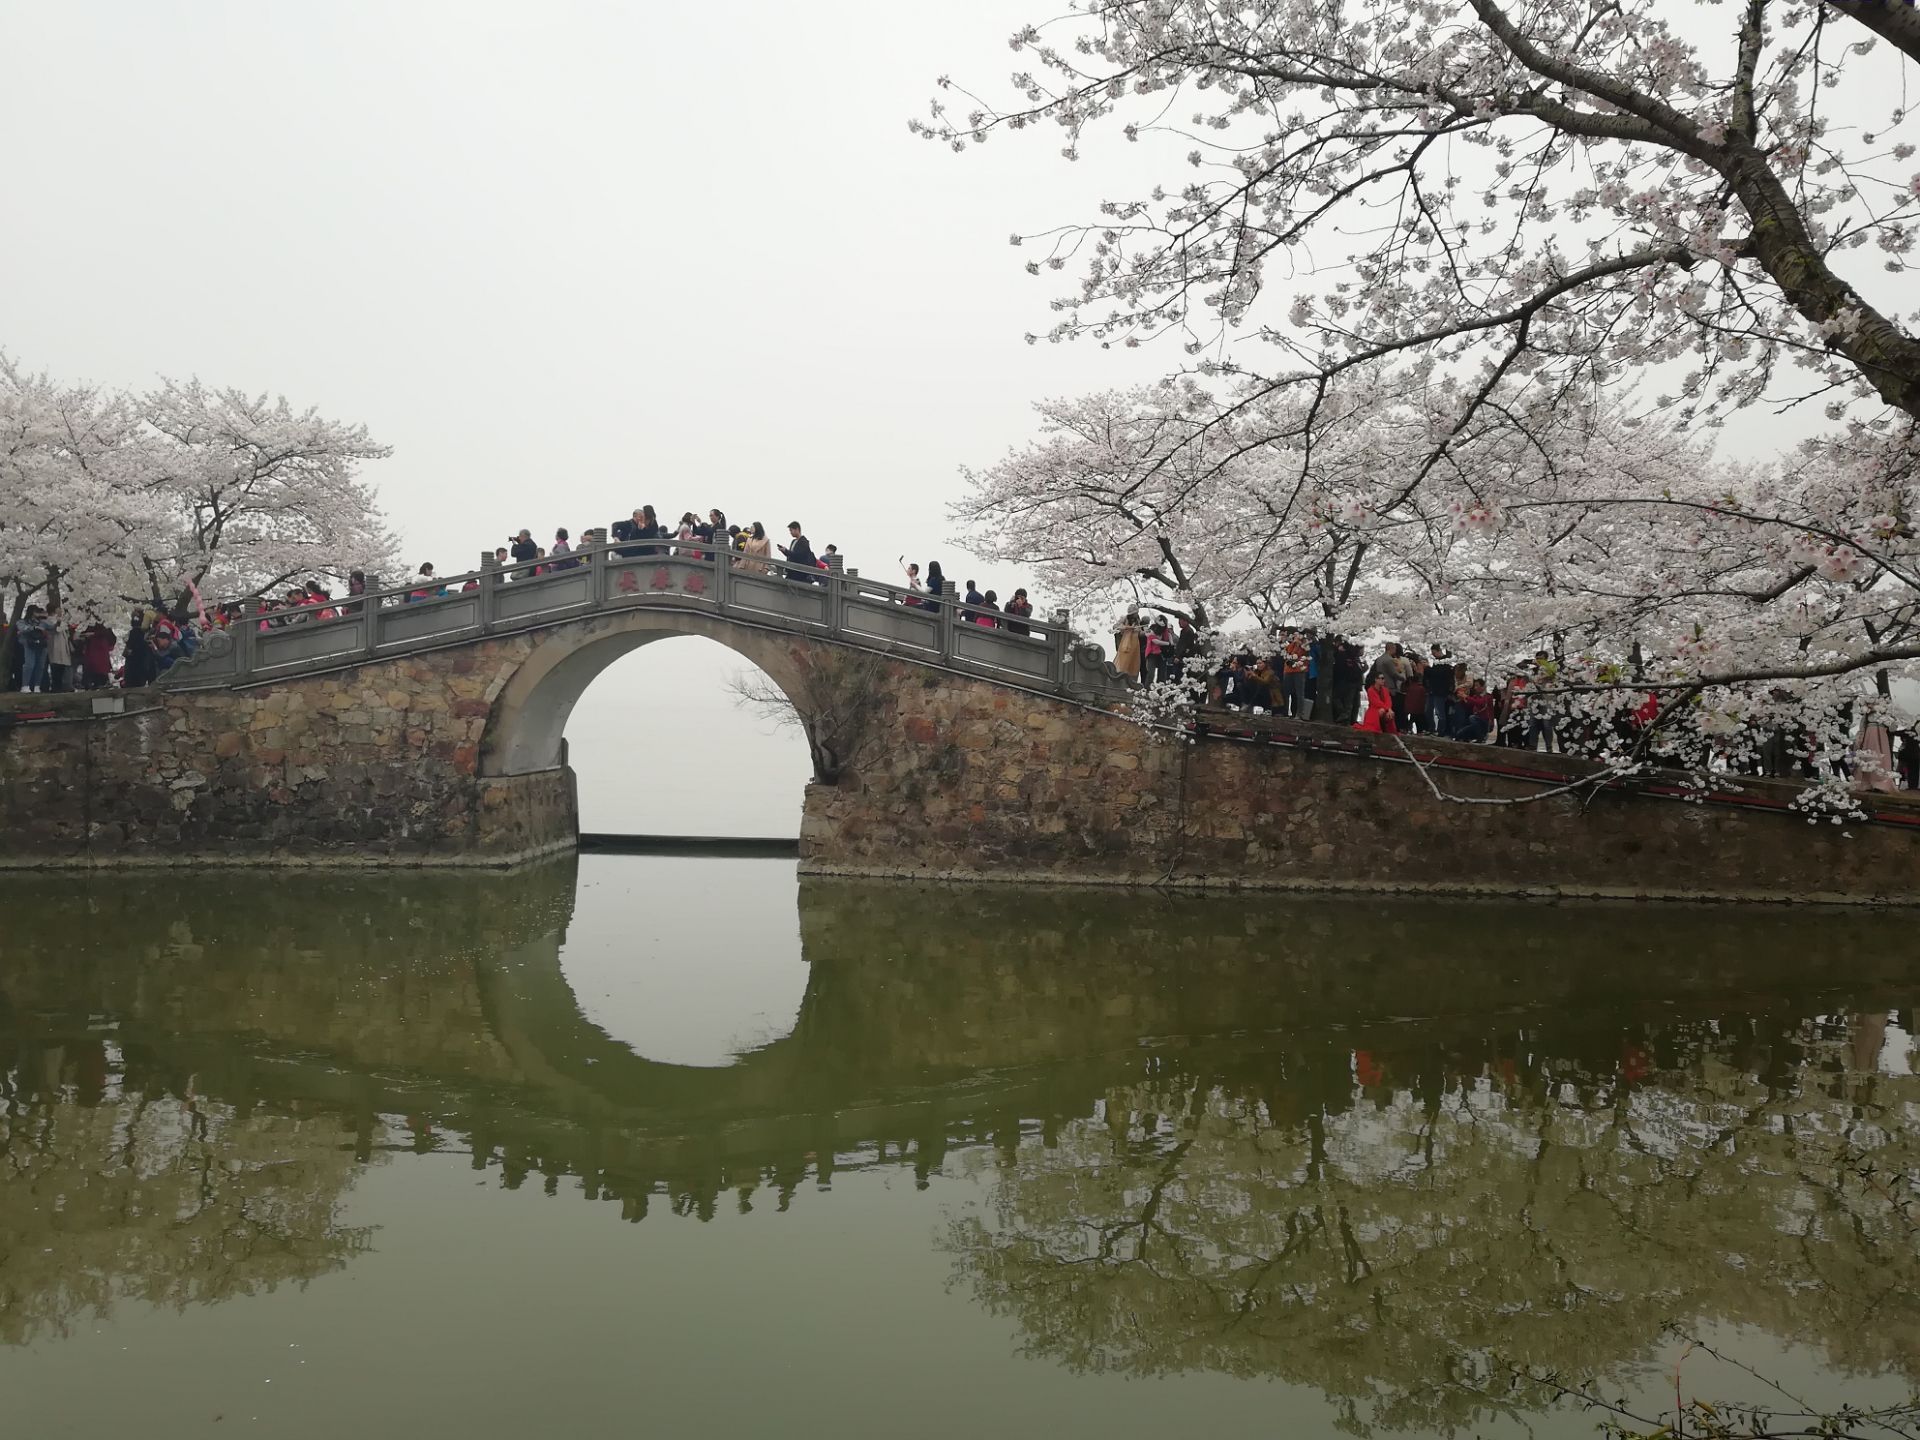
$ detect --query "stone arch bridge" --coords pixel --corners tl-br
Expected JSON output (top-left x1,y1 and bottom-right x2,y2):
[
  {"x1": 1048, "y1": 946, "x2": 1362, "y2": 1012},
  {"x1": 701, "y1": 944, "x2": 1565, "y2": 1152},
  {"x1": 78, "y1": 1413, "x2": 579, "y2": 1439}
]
[
  {"x1": 155, "y1": 540, "x2": 1135, "y2": 775},
  {"x1": 3, "y1": 540, "x2": 1919, "y2": 900}
]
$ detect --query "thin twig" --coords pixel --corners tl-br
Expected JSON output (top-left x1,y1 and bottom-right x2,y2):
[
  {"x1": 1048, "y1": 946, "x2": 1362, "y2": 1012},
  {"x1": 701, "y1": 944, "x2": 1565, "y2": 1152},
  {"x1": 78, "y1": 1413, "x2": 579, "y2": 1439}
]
[{"x1": 1389, "y1": 731, "x2": 1636, "y2": 807}]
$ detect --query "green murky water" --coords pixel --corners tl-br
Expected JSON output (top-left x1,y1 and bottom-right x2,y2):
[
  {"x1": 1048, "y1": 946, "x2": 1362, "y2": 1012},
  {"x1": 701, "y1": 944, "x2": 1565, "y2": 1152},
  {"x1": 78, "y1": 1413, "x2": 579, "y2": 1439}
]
[{"x1": 2, "y1": 856, "x2": 1917, "y2": 1437}]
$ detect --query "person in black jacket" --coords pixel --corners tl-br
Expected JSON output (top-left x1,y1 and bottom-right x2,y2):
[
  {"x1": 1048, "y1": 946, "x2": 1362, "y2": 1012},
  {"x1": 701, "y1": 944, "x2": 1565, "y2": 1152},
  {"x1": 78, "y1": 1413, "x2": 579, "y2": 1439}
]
[
  {"x1": 1170, "y1": 615, "x2": 1199, "y2": 684},
  {"x1": 637, "y1": 504, "x2": 664, "y2": 557},
  {"x1": 611, "y1": 508, "x2": 645, "y2": 558},
  {"x1": 1003, "y1": 588, "x2": 1033, "y2": 635},
  {"x1": 508, "y1": 529, "x2": 539, "y2": 564},
  {"x1": 1426, "y1": 644, "x2": 1456, "y2": 736},
  {"x1": 1330, "y1": 636, "x2": 1365, "y2": 727},
  {"x1": 778, "y1": 521, "x2": 818, "y2": 581},
  {"x1": 122, "y1": 610, "x2": 157, "y2": 689}
]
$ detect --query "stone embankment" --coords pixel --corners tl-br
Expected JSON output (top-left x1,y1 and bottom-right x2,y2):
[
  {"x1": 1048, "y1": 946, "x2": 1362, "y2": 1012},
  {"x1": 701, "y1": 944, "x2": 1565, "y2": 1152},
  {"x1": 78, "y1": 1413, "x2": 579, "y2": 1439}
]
[
  {"x1": 0, "y1": 639, "x2": 570, "y2": 866},
  {"x1": 801, "y1": 658, "x2": 1920, "y2": 904}
]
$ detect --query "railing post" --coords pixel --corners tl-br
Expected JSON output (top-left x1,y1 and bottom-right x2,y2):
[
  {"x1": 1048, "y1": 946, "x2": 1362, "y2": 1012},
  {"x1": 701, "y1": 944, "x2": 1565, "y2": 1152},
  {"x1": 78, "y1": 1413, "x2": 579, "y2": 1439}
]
[
  {"x1": 1050, "y1": 608, "x2": 1073, "y2": 694},
  {"x1": 824, "y1": 554, "x2": 844, "y2": 638},
  {"x1": 581, "y1": 528, "x2": 606, "y2": 604},
  {"x1": 235, "y1": 598, "x2": 260, "y2": 680},
  {"x1": 712, "y1": 530, "x2": 732, "y2": 612},
  {"x1": 478, "y1": 551, "x2": 500, "y2": 634},
  {"x1": 938, "y1": 579, "x2": 957, "y2": 666},
  {"x1": 361, "y1": 582, "x2": 381, "y2": 660}
]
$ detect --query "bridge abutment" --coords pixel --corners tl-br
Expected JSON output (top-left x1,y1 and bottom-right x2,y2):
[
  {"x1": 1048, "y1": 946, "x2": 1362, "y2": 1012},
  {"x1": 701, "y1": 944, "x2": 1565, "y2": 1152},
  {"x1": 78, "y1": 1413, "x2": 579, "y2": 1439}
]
[
  {"x1": 0, "y1": 637, "x2": 578, "y2": 867},
  {"x1": 800, "y1": 657, "x2": 1920, "y2": 903}
]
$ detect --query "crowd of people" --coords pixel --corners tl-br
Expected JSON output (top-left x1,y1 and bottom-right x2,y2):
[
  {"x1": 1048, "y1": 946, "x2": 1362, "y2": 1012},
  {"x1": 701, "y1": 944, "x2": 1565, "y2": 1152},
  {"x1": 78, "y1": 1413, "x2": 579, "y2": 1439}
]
[
  {"x1": 1111, "y1": 614, "x2": 1920, "y2": 788},
  {"x1": 1146, "y1": 628, "x2": 1523, "y2": 745},
  {"x1": 393, "y1": 511, "x2": 1045, "y2": 635},
  {"x1": 4, "y1": 506, "x2": 1048, "y2": 692},
  {"x1": 1110, "y1": 617, "x2": 1520, "y2": 742},
  {"x1": 383, "y1": 512, "x2": 848, "y2": 596},
  {"x1": 4, "y1": 604, "x2": 203, "y2": 693}
]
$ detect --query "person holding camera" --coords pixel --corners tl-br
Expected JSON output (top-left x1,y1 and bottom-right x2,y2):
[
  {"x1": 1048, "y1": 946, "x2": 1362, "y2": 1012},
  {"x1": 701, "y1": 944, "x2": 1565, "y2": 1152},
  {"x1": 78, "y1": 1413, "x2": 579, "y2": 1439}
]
[{"x1": 508, "y1": 529, "x2": 539, "y2": 574}]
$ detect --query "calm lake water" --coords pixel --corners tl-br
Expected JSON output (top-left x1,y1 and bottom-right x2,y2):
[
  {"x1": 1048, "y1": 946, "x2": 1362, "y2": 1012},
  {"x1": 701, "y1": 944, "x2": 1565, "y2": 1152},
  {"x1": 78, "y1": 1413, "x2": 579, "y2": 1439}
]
[{"x1": 2, "y1": 855, "x2": 1917, "y2": 1438}]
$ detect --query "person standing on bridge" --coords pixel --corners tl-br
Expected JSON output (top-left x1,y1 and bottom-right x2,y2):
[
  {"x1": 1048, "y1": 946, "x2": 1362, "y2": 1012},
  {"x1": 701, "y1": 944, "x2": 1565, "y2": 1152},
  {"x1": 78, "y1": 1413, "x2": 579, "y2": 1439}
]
[
  {"x1": 1279, "y1": 630, "x2": 1310, "y2": 720},
  {"x1": 1426, "y1": 645, "x2": 1456, "y2": 737},
  {"x1": 923, "y1": 561, "x2": 945, "y2": 613},
  {"x1": 121, "y1": 610, "x2": 157, "y2": 688},
  {"x1": 77, "y1": 615, "x2": 115, "y2": 690},
  {"x1": 42, "y1": 606, "x2": 73, "y2": 692},
  {"x1": 15, "y1": 605, "x2": 50, "y2": 693},
  {"x1": 639, "y1": 504, "x2": 666, "y2": 556},
  {"x1": 742, "y1": 522, "x2": 775, "y2": 575},
  {"x1": 778, "y1": 522, "x2": 817, "y2": 582},
  {"x1": 1113, "y1": 613, "x2": 1143, "y2": 684},
  {"x1": 1004, "y1": 588, "x2": 1032, "y2": 635},
  {"x1": 1329, "y1": 637, "x2": 1364, "y2": 726}
]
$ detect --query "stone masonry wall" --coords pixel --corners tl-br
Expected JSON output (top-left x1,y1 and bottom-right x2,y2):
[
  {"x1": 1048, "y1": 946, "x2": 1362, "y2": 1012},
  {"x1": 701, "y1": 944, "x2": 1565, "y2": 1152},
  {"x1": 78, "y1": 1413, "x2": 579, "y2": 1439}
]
[
  {"x1": 0, "y1": 634, "x2": 573, "y2": 866},
  {"x1": 800, "y1": 655, "x2": 1920, "y2": 903}
]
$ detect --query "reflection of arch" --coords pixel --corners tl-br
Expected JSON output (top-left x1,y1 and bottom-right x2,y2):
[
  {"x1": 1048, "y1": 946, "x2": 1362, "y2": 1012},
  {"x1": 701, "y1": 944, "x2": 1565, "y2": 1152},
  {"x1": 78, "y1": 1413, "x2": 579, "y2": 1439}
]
[
  {"x1": 474, "y1": 933, "x2": 818, "y2": 1116},
  {"x1": 481, "y1": 611, "x2": 813, "y2": 777}
]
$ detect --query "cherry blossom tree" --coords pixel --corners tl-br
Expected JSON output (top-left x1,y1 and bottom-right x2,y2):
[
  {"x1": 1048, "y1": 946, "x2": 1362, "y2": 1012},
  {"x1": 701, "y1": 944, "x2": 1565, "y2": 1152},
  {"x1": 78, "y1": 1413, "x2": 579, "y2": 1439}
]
[
  {"x1": 0, "y1": 355, "x2": 398, "y2": 682},
  {"x1": 917, "y1": 0, "x2": 1920, "y2": 432},
  {"x1": 140, "y1": 378, "x2": 397, "y2": 615},
  {"x1": 961, "y1": 364, "x2": 1920, "y2": 805},
  {"x1": 0, "y1": 359, "x2": 169, "y2": 679},
  {"x1": 958, "y1": 367, "x2": 1446, "y2": 629},
  {"x1": 929, "y1": 0, "x2": 1920, "y2": 800}
]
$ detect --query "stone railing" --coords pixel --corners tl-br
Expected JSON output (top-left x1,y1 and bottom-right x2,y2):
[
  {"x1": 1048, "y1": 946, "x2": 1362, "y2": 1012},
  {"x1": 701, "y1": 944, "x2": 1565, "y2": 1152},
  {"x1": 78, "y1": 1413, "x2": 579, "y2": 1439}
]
[{"x1": 159, "y1": 534, "x2": 1134, "y2": 704}]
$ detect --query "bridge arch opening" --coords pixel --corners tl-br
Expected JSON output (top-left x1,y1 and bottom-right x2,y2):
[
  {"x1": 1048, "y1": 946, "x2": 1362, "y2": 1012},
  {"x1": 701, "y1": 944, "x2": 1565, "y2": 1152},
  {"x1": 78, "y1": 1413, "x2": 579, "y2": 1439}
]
[{"x1": 480, "y1": 610, "x2": 814, "y2": 837}]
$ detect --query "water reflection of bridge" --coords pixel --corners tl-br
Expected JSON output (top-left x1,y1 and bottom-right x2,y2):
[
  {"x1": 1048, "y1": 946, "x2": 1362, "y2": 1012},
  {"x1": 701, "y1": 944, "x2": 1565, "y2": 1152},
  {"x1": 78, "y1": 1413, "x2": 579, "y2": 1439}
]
[
  {"x1": 4, "y1": 859, "x2": 1919, "y2": 1428},
  {"x1": 7, "y1": 857, "x2": 1919, "y2": 1207}
]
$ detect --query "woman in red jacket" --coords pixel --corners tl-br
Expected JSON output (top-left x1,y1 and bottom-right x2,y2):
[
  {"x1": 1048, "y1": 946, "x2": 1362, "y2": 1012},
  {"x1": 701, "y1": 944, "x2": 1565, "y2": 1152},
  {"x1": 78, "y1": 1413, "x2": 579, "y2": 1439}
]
[{"x1": 1358, "y1": 675, "x2": 1398, "y2": 733}]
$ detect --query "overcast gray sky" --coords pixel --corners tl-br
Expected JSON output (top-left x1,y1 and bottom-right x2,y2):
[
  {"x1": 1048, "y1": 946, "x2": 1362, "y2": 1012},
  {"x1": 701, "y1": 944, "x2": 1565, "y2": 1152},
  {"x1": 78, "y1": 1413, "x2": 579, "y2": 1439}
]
[{"x1": 2, "y1": 2, "x2": 1903, "y2": 835}]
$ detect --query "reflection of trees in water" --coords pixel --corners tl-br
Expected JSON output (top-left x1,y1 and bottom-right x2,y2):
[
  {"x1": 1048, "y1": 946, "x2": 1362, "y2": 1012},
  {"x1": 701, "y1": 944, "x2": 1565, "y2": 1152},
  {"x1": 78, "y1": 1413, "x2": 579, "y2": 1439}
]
[
  {"x1": 943, "y1": 1017, "x2": 1920, "y2": 1437},
  {"x1": 0, "y1": 1036, "x2": 376, "y2": 1347},
  {"x1": 4, "y1": 859, "x2": 1919, "y2": 1426}
]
